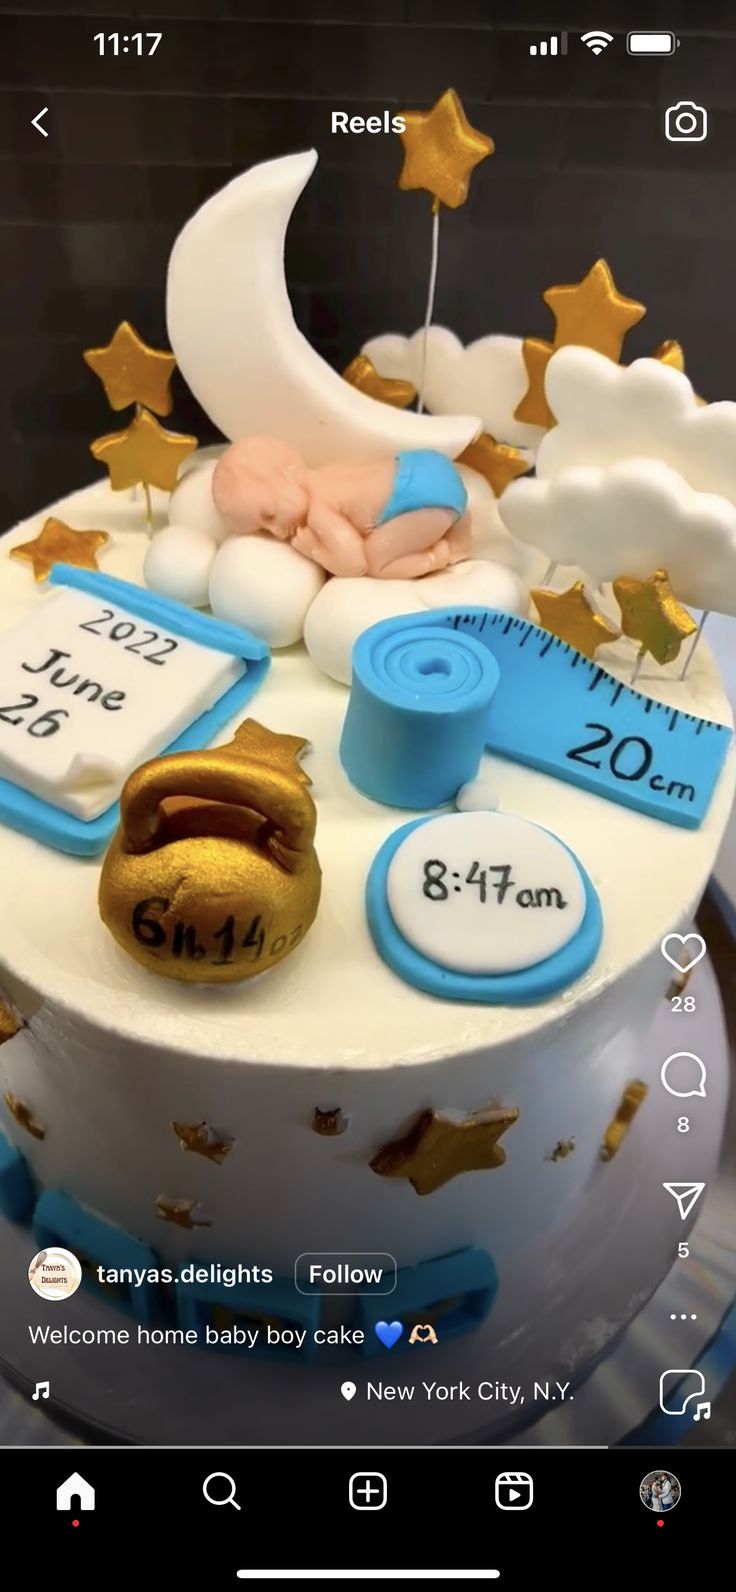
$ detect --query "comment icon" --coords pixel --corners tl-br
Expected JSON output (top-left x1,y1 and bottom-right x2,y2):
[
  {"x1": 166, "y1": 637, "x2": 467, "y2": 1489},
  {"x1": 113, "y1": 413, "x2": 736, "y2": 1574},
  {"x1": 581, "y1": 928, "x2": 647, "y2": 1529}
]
[{"x1": 660, "y1": 1052, "x2": 707, "y2": 1100}]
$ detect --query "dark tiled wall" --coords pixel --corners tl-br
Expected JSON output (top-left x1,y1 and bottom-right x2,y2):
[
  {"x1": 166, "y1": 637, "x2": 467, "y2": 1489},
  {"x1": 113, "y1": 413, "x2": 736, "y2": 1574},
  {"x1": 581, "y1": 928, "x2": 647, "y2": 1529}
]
[{"x1": 0, "y1": 1, "x2": 735, "y2": 526}]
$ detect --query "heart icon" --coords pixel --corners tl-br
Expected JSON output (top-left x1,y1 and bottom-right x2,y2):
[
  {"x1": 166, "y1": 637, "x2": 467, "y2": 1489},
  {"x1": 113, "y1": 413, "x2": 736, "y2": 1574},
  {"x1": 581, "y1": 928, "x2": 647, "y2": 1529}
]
[
  {"x1": 661, "y1": 933, "x2": 707, "y2": 974},
  {"x1": 374, "y1": 1320, "x2": 404, "y2": 1349}
]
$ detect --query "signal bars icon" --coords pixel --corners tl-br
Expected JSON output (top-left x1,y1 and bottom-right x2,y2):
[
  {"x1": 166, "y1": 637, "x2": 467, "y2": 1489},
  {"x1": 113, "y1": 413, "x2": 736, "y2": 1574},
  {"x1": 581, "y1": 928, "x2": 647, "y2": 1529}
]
[{"x1": 529, "y1": 32, "x2": 568, "y2": 56}]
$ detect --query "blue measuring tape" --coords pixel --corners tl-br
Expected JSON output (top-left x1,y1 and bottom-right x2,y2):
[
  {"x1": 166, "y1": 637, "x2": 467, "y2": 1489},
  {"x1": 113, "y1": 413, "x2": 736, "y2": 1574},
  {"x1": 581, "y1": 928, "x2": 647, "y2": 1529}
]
[{"x1": 340, "y1": 608, "x2": 732, "y2": 829}]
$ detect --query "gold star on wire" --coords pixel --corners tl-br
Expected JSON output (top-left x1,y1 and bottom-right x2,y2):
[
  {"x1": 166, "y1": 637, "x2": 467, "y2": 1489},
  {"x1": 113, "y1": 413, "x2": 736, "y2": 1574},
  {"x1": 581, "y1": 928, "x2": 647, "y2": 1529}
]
[
  {"x1": 515, "y1": 261, "x2": 646, "y2": 429},
  {"x1": 532, "y1": 582, "x2": 621, "y2": 660},
  {"x1": 90, "y1": 408, "x2": 197, "y2": 493},
  {"x1": 10, "y1": 517, "x2": 110, "y2": 582},
  {"x1": 513, "y1": 338, "x2": 555, "y2": 428},
  {"x1": 397, "y1": 88, "x2": 494, "y2": 209},
  {"x1": 458, "y1": 431, "x2": 531, "y2": 497},
  {"x1": 83, "y1": 321, "x2": 177, "y2": 415},
  {"x1": 652, "y1": 339, "x2": 685, "y2": 372},
  {"x1": 3, "y1": 1093, "x2": 45, "y2": 1140},
  {"x1": 171, "y1": 1121, "x2": 234, "y2": 1166},
  {"x1": 342, "y1": 354, "x2": 416, "y2": 409},
  {"x1": 155, "y1": 1196, "x2": 211, "y2": 1230},
  {"x1": 613, "y1": 568, "x2": 698, "y2": 666},
  {"x1": 544, "y1": 259, "x2": 646, "y2": 363},
  {"x1": 370, "y1": 1105, "x2": 519, "y2": 1196},
  {"x1": 0, "y1": 999, "x2": 22, "y2": 1045}
]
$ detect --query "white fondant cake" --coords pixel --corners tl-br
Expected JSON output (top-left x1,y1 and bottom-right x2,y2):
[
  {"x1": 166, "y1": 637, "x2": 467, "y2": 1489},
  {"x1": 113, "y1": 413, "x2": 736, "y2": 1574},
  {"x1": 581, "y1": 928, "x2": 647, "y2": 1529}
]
[{"x1": 0, "y1": 481, "x2": 733, "y2": 1417}]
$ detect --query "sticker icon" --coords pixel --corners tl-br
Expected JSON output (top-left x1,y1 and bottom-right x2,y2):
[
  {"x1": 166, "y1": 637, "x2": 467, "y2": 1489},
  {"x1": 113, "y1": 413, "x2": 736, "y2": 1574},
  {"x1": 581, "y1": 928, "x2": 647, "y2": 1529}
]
[
  {"x1": 28, "y1": 1247, "x2": 82, "y2": 1302},
  {"x1": 659, "y1": 1367, "x2": 710, "y2": 1418}
]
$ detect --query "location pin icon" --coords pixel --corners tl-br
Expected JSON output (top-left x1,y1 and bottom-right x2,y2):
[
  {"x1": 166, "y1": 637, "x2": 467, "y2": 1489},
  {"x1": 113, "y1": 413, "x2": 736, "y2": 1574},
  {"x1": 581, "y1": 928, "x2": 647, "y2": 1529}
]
[{"x1": 341, "y1": 1381, "x2": 357, "y2": 1402}]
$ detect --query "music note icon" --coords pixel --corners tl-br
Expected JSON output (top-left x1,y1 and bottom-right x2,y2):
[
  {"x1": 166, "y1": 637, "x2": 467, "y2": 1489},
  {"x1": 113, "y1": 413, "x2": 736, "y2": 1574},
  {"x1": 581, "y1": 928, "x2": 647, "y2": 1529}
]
[
  {"x1": 32, "y1": 1380, "x2": 49, "y2": 1401},
  {"x1": 693, "y1": 1400, "x2": 711, "y2": 1421}
]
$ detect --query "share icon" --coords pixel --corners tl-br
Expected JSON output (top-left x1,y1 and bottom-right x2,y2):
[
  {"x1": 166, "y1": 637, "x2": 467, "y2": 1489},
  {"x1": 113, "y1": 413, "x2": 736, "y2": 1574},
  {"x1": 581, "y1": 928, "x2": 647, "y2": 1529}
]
[{"x1": 663, "y1": 1182, "x2": 706, "y2": 1220}]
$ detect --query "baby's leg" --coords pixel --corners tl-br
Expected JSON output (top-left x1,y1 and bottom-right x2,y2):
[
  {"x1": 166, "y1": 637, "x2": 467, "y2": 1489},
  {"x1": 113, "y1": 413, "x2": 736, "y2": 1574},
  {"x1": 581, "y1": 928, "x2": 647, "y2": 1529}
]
[
  {"x1": 366, "y1": 508, "x2": 455, "y2": 577},
  {"x1": 372, "y1": 539, "x2": 454, "y2": 579},
  {"x1": 445, "y1": 511, "x2": 473, "y2": 564}
]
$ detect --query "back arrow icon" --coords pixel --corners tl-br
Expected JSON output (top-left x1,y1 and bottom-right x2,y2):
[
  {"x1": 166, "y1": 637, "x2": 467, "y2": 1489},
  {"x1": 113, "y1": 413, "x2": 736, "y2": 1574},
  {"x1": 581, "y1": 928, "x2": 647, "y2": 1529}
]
[{"x1": 32, "y1": 107, "x2": 49, "y2": 138}]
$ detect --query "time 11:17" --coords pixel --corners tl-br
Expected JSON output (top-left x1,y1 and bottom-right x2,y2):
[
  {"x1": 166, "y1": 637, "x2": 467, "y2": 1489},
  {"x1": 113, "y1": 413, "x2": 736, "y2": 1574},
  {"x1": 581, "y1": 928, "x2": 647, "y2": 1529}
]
[{"x1": 94, "y1": 33, "x2": 162, "y2": 55}]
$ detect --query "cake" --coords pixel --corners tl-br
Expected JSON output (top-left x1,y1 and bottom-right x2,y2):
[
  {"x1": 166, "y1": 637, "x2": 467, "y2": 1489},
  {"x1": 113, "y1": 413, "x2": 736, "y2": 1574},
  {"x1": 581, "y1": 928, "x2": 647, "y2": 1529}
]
[{"x1": 1, "y1": 137, "x2": 734, "y2": 1445}]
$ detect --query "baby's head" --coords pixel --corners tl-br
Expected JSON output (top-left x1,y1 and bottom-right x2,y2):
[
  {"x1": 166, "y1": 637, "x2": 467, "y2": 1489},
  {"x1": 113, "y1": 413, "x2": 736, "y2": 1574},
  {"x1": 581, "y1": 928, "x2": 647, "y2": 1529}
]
[{"x1": 213, "y1": 437, "x2": 309, "y2": 538}]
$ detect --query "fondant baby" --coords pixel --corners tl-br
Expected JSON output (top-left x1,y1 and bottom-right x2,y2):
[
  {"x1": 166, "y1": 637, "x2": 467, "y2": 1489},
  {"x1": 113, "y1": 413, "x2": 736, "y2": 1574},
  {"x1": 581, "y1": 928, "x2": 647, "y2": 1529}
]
[{"x1": 211, "y1": 437, "x2": 471, "y2": 579}]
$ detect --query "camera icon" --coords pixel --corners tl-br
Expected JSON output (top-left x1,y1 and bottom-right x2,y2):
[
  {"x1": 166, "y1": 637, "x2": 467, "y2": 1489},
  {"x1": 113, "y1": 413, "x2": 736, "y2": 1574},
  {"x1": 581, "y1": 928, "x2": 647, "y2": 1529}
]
[{"x1": 665, "y1": 101, "x2": 708, "y2": 142}]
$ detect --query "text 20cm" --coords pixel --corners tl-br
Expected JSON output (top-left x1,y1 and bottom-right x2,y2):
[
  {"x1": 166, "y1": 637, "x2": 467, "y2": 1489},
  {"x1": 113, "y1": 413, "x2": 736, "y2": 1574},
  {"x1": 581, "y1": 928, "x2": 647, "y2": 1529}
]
[{"x1": 567, "y1": 723, "x2": 695, "y2": 803}]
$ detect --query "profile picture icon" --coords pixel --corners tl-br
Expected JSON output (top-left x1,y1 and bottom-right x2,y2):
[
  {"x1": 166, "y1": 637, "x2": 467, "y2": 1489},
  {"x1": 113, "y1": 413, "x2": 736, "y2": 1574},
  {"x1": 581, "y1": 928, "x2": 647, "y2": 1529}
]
[
  {"x1": 28, "y1": 1247, "x2": 82, "y2": 1302},
  {"x1": 640, "y1": 1469, "x2": 681, "y2": 1513}
]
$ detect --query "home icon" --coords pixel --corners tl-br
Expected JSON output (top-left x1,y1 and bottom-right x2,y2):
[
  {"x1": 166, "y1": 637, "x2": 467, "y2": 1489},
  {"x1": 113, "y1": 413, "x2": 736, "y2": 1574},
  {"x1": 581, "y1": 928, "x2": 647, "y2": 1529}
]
[{"x1": 56, "y1": 1472, "x2": 95, "y2": 1512}]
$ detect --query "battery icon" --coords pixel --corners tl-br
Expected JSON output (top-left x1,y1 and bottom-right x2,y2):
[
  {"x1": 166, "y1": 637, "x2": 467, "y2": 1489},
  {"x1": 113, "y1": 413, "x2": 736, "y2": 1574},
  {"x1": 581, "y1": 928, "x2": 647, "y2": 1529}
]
[{"x1": 627, "y1": 31, "x2": 679, "y2": 54}]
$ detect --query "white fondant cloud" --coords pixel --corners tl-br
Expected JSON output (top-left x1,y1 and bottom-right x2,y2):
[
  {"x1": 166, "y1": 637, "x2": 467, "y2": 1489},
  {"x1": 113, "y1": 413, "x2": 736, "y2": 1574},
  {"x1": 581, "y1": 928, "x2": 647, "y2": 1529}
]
[
  {"x1": 537, "y1": 347, "x2": 736, "y2": 506},
  {"x1": 500, "y1": 456, "x2": 736, "y2": 616},
  {"x1": 362, "y1": 327, "x2": 544, "y2": 451}
]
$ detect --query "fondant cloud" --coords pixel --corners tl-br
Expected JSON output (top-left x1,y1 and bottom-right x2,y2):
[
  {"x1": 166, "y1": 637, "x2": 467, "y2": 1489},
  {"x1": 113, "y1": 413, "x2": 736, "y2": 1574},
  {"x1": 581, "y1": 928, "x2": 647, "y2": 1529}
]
[
  {"x1": 537, "y1": 347, "x2": 736, "y2": 506},
  {"x1": 500, "y1": 456, "x2": 736, "y2": 617},
  {"x1": 361, "y1": 328, "x2": 544, "y2": 451}
]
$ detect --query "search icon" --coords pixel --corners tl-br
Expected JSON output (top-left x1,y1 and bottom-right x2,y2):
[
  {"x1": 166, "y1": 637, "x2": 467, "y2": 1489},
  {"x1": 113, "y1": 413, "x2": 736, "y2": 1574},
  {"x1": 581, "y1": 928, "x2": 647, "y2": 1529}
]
[
  {"x1": 660, "y1": 1052, "x2": 707, "y2": 1099},
  {"x1": 203, "y1": 1472, "x2": 241, "y2": 1510}
]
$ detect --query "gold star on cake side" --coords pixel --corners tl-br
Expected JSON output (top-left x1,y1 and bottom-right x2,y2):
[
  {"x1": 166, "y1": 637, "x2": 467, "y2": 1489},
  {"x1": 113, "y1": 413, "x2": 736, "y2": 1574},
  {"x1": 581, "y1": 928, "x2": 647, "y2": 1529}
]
[
  {"x1": 458, "y1": 432, "x2": 531, "y2": 497},
  {"x1": 613, "y1": 569, "x2": 698, "y2": 666},
  {"x1": 171, "y1": 1120, "x2": 233, "y2": 1165},
  {"x1": 532, "y1": 583, "x2": 621, "y2": 660},
  {"x1": 342, "y1": 354, "x2": 416, "y2": 409},
  {"x1": 370, "y1": 1105, "x2": 519, "y2": 1196},
  {"x1": 398, "y1": 88, "x2": 494, "y2": 209},
  {"x1": 0, "y1": 999, "x2": 22, "y2": 1045},
  {"x1": 544, "y1": 259, "x2": 646, "y2": 363},
  {"x1": 155, "y1": 1196, "x2": 211, "y2": 1229},
  {"x1": 10, "y1": 518, "x2": 110, "y2": 582},
  {"x1": 90, "y1": 408, "x2": 197, "y2": 493},
  {"x1": 83, "y1": 320, "x2": 177, "y2": 415},
  {"x1": 3, "y1": 1092, "x2": 45, "y2": 1140},
  {"x1": 600, "y1": 1080, "x2": 648, "y2": 1162},
  {"x1": 514, "y1": 338, "x2": 555, "y2": 428}
]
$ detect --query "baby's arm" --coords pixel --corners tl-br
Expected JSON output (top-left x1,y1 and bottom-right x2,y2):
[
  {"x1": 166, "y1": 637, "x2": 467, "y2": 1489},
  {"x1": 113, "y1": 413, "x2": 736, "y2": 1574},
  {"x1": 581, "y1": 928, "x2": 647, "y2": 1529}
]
[{"x1": 299, "y1": 500, "x2": 368, "y2": 577}]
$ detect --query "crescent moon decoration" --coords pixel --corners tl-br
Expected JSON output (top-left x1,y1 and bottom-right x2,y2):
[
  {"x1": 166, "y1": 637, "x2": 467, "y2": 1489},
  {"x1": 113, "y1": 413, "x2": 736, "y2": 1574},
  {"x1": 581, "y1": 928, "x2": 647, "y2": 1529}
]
[{"x1": 166, "y1": 149, "x2": 479, "y2": 465}]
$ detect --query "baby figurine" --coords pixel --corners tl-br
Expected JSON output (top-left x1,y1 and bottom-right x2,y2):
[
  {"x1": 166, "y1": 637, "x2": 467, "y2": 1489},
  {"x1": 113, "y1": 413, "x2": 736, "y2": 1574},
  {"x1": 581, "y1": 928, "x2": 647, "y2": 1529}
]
[{"x1": 211, "y1": 437, "x2": 471, "y2": 579}]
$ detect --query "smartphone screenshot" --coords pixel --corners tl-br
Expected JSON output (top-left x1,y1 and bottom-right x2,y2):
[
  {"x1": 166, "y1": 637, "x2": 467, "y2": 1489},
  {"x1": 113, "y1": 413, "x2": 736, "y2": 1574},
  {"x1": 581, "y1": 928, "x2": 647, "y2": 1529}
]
[{"x1": 0, "y1": 1, "x2": 733, "y2": 1581}]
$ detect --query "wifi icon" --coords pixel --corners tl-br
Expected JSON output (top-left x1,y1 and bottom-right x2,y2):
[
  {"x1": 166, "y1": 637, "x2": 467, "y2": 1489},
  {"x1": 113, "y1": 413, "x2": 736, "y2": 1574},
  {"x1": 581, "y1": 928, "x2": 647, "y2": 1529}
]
[{"x1": 581, "y1": 29, "x2": 614, "y2": 54}]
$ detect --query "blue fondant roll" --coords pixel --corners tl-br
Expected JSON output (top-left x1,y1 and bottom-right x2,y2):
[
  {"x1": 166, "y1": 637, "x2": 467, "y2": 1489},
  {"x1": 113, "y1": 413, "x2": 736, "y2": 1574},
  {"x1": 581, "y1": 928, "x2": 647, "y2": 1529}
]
[{"x1": 340, "y1": 617, "x2": 500, "y2": 809}]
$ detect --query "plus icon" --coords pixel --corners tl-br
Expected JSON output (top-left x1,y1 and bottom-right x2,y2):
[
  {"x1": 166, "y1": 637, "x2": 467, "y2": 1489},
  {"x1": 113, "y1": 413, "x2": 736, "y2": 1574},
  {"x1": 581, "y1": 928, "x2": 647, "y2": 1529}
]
[{"x1": 349, "y1": 1472, "x2": 388, "y2": 1510}]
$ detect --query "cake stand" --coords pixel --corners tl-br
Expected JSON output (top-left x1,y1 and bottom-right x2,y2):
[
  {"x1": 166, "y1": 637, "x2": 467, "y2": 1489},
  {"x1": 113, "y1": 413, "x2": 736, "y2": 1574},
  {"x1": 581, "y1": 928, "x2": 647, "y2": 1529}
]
[{"x1": 0, "y1": 956, "x2": 732, "y2": 1448}]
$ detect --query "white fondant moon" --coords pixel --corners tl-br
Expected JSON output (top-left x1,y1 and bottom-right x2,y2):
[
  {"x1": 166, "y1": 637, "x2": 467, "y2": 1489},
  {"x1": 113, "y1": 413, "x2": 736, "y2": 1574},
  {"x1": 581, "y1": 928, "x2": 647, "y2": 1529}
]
[
  {"x1": 144, "y1": 523, "x2": 218, "y2": 608},
  {"x1": 166, "y1": 150, "x2": 480, "y2": 464},
  {"x1": 456, "y1": 779, "x2": 499, "y2": 812},
  {"x1": 386, "y1": 812, "x2": 586, "y2": 975},
  {"x1": 168, "y1": 461, "x2": 228, "y2": 545},
  {"x1": 304, "y1": 559, "x2": 529, "y2": 685},
  {"x1": 208, "y1": 533, "x2": 326, "y2": 648}
]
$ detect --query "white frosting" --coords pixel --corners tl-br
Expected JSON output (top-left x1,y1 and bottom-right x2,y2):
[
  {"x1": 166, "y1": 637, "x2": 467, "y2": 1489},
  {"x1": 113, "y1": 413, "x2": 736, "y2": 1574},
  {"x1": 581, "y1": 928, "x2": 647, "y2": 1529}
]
[
  {"x1": 208, "y1": 531, "x2": 325, "y2": 648},
  {"x1": 0, "y1": 479, "x2": 733, "y2": 1288},
  {"x1": 0, "y1": 584, "x2": 244, "y2": 818},
  {"x1": 386, "y1": 813, "x2": 586, "y2": 974}
]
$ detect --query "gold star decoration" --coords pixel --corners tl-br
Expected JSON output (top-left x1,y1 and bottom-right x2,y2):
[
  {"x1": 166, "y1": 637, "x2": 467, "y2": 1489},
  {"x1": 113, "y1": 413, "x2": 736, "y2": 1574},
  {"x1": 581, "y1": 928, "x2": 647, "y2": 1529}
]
[
  {"x1": 312, "y1": 1107, "x2": 349, "y2": 1137},
  {"x1": 342, "y1": 354, "x2": 416, "y2": 409},
  {"x1": 90, "y1": 408, "x2": 197, "y2": 493},
  {"x1": 514, "y1": 337, "x2": 556, "y2": 428},
  {"x1": 515, "y1": 260, "x2": 647, "y2": 428},
  {"x1": 600, "y1": 1080, "x2": 648, "y2": 1162},
  {"x1": 370, "y1": 1104, "x2": 519, "y2": 1196},
  {"x1": 532, "y1": 582, "x2": 621, "y2": 659},
  {"x1": 0, "y1": 998, "x2": 22, "y2": 1045},
  {"x1": 458, "y1": 432, "x2": 531, "y2": 497},
  {"x1": 10, "y1": 517, "x2": 110, "y2": 583},
  {"x1": 652, "y1": 339, "x2": 685, "y2": 372},
  {"x1": 3, "y1": 1092, "x2": 45, "y2": 1140},
  {"x1": 398, "y1": 87, "x2": 494, "y2": 209},
  {"x1": 155, "y1": 1196, "x2": 211, "y2": 1229},
  {"x1": 83, "y1": 321, "x2": 177, "y2": 415},
  {"x1": 613, "y1": 568, "x2": 698, "y2": 666},
  {"x1": 171, "y1": 1120, "x2": 233, "y2": 1165}
]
